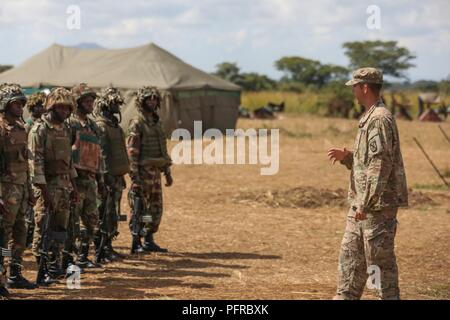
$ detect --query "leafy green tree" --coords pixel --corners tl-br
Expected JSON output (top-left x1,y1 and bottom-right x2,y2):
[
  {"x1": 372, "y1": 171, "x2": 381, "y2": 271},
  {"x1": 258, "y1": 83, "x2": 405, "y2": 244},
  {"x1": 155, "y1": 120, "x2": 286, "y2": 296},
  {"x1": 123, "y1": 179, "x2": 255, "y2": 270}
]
[
  {"x1": 239, "y1": 73, "x2": 276, "y2": 91},
  {"x1": 342, "y1": 40, "x2": 416, "y2": 79},
  {"x1": 274, "y1": 56, "x2": 348, "y2": 88},
  {"x1": 213, "y1": 62, "x2": 242, "y2": 83}
]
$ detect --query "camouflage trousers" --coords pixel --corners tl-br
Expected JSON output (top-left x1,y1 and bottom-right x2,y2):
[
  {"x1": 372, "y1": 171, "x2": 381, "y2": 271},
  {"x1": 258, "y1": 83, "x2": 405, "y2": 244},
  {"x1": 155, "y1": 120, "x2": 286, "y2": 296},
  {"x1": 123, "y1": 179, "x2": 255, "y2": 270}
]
[
  {"x1": 31, "y1": 185, "x2": 71, "y2": 258},
  {"x1": 74, "y1": 176, "x2": 99, "y2": 244},
  {"x1": 100, "y1": 175, "x2": 125, "y2": 240},
  {"x1": 336, "y1": 207, "x2": 400, "y2": 300},
  {"x1": 128, "y1": 167, "x2": 163, "y2": 235},
  {"x1": 0, "y1": 183, "x2": 28, "y2": 261}
]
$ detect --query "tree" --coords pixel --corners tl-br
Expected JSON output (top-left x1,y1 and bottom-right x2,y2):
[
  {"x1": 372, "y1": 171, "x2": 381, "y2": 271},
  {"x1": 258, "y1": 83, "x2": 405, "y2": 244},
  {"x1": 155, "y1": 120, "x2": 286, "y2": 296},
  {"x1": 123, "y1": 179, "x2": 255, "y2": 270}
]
[
  {"x1": 239, "y1": 73, "x2": 276, "y2": 91},
  {"x1": 342, "y1": 40, "x2": 416, "y2": 80},
  {"x1": 213, "y1": 62, "x2": 242, "y2": 83},
  {"x1": 0, "y1": 65, "x2": 13, "y2": 74},
  {"x1": 213, "y1": 62, "x2": 276, "y2": 91},
  {"x1": 274, "y1": 56, "x2": 348, "y2": 88}
]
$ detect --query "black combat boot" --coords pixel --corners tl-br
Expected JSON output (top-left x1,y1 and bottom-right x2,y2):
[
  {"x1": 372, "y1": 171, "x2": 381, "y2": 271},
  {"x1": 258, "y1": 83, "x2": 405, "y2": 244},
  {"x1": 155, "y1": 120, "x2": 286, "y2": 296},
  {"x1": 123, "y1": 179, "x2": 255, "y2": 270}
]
[
  {"x1": 142, "y1": 234, "x2": 168, "y2": 253},
  {"x1": 104, "y1": 238, "x2": 124, "y2": 261},
  {"x1": 35, "y1": 256, "x2": 59, "y2": 286},
  {"x1": 76, "y1": 240, "x2": 99, "y2": 269},
  {"x1": 130, "y1": 236, "x2": 145, "y2": 254},
  {"x1": 48, "y1": 251, "x2": 65, "y2": 280},
  {"x1": 7, "y1": 261, "x2": 36, "y2": 289}
]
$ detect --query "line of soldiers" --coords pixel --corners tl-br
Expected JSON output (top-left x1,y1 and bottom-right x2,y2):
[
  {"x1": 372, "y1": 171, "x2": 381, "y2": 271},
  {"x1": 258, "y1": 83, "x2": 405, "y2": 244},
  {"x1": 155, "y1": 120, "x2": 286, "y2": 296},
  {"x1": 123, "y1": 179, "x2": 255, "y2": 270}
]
[{"x1": 0, "y1": 83, "x2": 173, "y2": 299}]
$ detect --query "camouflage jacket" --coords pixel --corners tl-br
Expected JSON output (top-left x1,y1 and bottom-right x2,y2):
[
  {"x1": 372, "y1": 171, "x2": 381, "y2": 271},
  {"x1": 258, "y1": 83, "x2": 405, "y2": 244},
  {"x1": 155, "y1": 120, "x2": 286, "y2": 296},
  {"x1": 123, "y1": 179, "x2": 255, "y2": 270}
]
[
  {"x1": 0, "y1": 115, "x2": 29, "y2": 186},
  {"x1": 28, "y1": 114, "x2": 77, "y2": 187},
  {"x1": 341, "y1": 100, "x2": 408, "y2": 211},
  {"x1": 94, "y1": 114, "x2": 129, "y2": 178},
  {"x1": 67, "y1": 114, "x2": 104, "y2": 178},
  {"x1": 126, "y1": 112, "x2": 171, "y2": 185},
  {"x1": 24, "y1": 116, "x2": 41, "y2": 134}
]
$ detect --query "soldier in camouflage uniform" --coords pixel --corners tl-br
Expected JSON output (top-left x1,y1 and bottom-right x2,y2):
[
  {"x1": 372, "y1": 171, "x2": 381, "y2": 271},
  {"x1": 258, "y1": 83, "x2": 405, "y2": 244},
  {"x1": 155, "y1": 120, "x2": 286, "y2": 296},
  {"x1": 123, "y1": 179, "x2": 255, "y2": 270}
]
[
  {"x1": 29, "y1": 87, "x2": 80, "y2": 283},
  {"x1": 0, "y1": 84, "x2": 36, "y2": 290},
  {"x1": 328, "y1": 68, "x2": 408, "y2": 300},
  {"x1": 65, "y1": 83, "x2": 103, "y2": 269},
  {"x1": 127, "y1": 86, "x2": 173, "y2": 253},
  {"x1": 93, "y1": 87, "x2": 129, "y2": 263},
  {"x1": 24, "y1": 92, "x2": 46, "y2": 134},
  {"x1": 24, "y1": 91, "x2": 47, "y2": 249}
]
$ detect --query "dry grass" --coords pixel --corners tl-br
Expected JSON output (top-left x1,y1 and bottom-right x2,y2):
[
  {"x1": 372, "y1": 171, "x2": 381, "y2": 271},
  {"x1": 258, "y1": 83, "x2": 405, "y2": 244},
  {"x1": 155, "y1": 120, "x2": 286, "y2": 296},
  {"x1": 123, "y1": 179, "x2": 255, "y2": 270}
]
[{"x1": 14, "y1": 115, "x2": 450, "y2": 300}]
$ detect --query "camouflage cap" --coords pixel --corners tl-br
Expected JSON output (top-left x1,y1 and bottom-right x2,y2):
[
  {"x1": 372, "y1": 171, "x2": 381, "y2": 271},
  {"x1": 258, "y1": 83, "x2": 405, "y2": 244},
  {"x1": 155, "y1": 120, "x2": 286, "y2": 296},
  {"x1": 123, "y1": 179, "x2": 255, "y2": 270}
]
[
  {"x1": 345, "y1": 67, "x2": 383, "y2": 86},
  {"x1": 0, "y1": 83, "x2": 27, "y2": 111},
  {"x1": 25, "y1": 91, "x2": 47, "y2": 112},
  {"x1": 45, "y1": 87, "x2": 75, "y2": 111},
  {"x1": 135, "y1": 86, "x2": 161, "y2": 111},
  {"x1": 71, "y1": 83, "x2": 97, "y2": 103},
  {"x1": 93, "y1": 86, "x2": 124, "y2": 115}
]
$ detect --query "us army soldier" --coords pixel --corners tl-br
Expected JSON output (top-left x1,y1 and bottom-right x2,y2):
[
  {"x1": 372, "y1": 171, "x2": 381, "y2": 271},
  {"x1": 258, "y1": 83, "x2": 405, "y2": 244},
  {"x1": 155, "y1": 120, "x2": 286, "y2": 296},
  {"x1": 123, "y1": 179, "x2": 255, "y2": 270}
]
[{"x1": 328, "y1": 67, "x2": 408, "y2": 300}]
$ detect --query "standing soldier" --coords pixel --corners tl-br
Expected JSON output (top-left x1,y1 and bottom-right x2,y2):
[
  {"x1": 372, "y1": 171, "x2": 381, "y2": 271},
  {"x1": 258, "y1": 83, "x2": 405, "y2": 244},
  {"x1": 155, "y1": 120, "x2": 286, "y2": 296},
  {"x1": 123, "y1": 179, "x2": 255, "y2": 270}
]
[
  {"x1": 93, "y1": 87, "x2": 129, "y2": 263},
  {"x1": 328, "y1": 68, "x2": 408, "y2": 300},
  {"x1": 65, "y1": 83, "x2": 103, "y2": 269},
  {"x1": 127, "y1": 86, "x2": 172, "y2": 254},
  {"x1": 24, "y1": 91, "x2": 47, "y2": 249},
  {"x1": 0, "y1": 83, "x2": 36, "y2": 289},
  {"x1": 29, "y1": 87, "x2": 80, "y2": 283},
  {"x1": 24, "y1": 92, "x2": 46, "y2": 134}
]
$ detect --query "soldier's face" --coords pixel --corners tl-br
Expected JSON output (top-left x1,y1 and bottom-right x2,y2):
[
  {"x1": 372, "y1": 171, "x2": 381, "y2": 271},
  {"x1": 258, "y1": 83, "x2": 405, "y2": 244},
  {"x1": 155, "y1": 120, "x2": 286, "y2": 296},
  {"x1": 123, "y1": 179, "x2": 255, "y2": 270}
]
[
  {"x1": 53, "y1": 104, "x2": 72, "y2": 122},
  {"x1": 352, "y1": 84, "x2": 366, "y2": 104},
  {"x1": 144, "y1": 97, "x2": 159, "y2": 112},
  {"x1": 110, "y1": 104, "x2": 120, "y2": 114},
  {"x1": 32, "y1": 104, "x2": 44, "y2": 118},
  {"x1": 80, "y1": 96, "x2": 95, "y2": 114},
  {"x1": 6, "y1": 100, "x2": 25, "y2": 118}
]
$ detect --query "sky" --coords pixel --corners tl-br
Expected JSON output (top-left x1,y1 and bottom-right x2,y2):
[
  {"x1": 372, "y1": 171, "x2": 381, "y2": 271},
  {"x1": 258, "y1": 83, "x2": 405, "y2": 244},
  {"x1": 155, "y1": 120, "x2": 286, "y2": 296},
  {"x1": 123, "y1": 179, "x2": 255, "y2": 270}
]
[{"x1": 0, "y1": 0, "x2": 449, "y2": 81}]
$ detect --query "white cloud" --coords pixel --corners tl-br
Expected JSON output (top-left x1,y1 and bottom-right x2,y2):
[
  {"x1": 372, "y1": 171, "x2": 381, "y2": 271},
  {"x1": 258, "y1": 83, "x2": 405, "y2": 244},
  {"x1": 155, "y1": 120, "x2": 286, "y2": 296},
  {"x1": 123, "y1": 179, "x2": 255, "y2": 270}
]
[{"x1": 0, "y1": 0, "x2": 449, "y2": 80}]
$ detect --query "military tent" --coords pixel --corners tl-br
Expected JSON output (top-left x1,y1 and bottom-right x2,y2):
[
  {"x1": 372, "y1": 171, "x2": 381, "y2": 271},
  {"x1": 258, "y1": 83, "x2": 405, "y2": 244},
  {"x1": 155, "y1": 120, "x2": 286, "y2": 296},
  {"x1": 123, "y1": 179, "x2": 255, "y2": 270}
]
[{"x1": 0, "y1": 43, "x2": 241, "y2": 135}]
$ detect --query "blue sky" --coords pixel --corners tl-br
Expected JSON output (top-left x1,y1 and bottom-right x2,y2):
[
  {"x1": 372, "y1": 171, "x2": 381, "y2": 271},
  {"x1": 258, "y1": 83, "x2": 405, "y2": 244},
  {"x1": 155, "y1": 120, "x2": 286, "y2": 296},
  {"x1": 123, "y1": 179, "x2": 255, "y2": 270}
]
[{"x1": 0, "y1": 0, "x2": 449, "y2": 81}]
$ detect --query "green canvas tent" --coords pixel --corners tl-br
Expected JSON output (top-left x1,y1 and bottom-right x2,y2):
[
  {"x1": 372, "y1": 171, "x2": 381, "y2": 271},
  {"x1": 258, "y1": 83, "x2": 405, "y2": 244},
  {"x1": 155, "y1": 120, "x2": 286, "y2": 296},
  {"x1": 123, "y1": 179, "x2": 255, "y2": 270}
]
[{"x1": 0, "y1": 43, "x2": 241, "y2": 134}]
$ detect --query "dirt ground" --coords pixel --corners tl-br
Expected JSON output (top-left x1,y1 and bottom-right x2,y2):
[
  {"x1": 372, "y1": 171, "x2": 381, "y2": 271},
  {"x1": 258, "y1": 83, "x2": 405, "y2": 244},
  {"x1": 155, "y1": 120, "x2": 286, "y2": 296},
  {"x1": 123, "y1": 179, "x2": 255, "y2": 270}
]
[{"x1": 14, "y1": 114, "x2": 450, "y2": 300}]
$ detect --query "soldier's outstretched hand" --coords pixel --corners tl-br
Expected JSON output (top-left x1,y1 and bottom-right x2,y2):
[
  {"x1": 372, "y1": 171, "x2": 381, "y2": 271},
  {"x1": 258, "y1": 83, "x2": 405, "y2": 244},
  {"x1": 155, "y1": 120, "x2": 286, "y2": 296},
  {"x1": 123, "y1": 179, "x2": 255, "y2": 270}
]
[{"x1": 327, "y1": 147, "x2": 350, "y2": 165}]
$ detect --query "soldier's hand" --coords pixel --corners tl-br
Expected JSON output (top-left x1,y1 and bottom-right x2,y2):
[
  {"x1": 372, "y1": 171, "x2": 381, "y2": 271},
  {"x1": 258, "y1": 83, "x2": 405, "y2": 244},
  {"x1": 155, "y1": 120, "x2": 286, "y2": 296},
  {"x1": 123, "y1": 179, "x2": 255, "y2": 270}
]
[
  {"x1": 71, "y1": 190, "x2": 80, "y2": 204},
  {"x1": 97, "y1": 182, "x2": 107, "y2": 198},
  {"x1": 36, "y1": 184, "x2": 53, "y2": 211},
  {"x1": 327, "y1": 147, "x2": 351, "y2": 165},
  {"x1": 165, "y1": 173, "x2": 173, "y2": 187},
  {"x1": 131, "y1": 183, "x2": 142, "y2": 193},
  {"x1": 28, "y1": 192, "x2": 37, "y2": 207},
  {"x1": 0, "y1": 198, "x2": 10, "y2": 216}
]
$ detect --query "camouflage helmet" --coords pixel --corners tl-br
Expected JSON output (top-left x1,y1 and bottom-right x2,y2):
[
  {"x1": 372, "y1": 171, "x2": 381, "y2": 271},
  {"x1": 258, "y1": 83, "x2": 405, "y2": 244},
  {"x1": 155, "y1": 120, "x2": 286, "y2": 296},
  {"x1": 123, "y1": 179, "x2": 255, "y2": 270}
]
[
  {"x1": 25, "y1": 91, "x2": 47, "y2": 113},
  {"x1": 93, "y1": 86, "x2": 124, "y2": 115},
  {"x1": 45, "y1": 87, "x2": 75, "y2": 111},
  {"x1": 0, "y1": 83, "x2": 27, "y2": 112},
  {"x1": 71, "y1": 83, "x2": 97, "y2": 106},
  {"x1": 135, "y1": 86, "x2": 161, "y2": 112}
]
